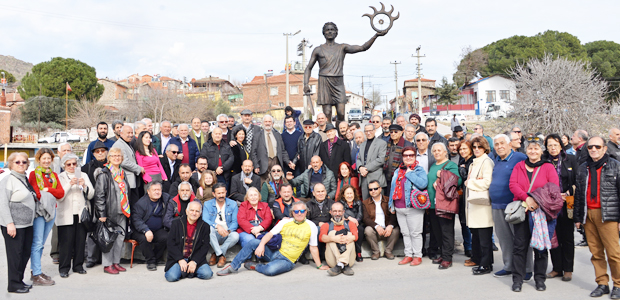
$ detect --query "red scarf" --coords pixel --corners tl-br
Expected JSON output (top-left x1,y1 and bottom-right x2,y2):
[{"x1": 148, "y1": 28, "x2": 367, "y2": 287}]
[{"x1": 393, "y1": 161, "x2": 419, "y2": 200}]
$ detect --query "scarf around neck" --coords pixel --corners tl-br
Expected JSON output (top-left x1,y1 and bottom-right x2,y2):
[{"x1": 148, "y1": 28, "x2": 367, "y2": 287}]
[
  {"x1": 105, "y1": 163, "x2": 130, "y2": 218},
  {"x1": 587, "y1": 153, "x2": 609, "y2": 200},
  {"x1": 525, "y1": 158, "x2": 547, "y2": 169},
  {"x1": 394, "y1": 161, "x2": 419, "y2": 200},
  {"x1": 34, "y1": 166, "x2": 57, "y2": 191}
]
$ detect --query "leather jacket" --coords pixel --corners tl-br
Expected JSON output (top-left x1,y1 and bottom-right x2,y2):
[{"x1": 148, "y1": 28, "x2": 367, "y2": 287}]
[
  {"x1": 293, "y1": 132, "x2": 322, "y2": 169},
  {"x1": 94, "y1": 167, "x2": 131, "y2": 222}
]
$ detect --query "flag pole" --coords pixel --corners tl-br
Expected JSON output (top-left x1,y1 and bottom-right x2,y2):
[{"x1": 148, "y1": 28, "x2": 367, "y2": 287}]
[{"x1": 65, "y1": 82, "x2": 68, "y2": 131}]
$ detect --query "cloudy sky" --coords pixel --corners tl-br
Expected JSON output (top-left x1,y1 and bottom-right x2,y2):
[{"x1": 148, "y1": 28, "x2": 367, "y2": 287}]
[{"x1": 3, "y1": 0, "x2": 619, "y2": 99}]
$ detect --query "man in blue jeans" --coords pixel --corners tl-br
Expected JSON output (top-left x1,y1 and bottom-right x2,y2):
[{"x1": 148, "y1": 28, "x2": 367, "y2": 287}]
[
  {"x1": 164, "y1": 201, "x2": 212, "y2": 282},
  {"x1": 217, "y1": 201, "x2": 329, "y2": 276},
  {"x1": 203, "y1": 183, "x2": 239, "y2": 268}
]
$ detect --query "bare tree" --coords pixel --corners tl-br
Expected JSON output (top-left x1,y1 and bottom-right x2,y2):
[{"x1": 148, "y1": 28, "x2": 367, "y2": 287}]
[
  {"x1": 366, "y1": 89, "x2": 383, "y2": 112},
  {"x1": 508, "y1": 54, "x2": 610, "y2": 135},
  {"x1": 69, "y1": 98, "x2": 108, "y2": 138}
]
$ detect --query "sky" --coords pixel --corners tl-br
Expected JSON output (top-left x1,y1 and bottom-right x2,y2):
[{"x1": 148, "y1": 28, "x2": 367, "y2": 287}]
[{"x1": 3, "y1": 0, "x2": 620, "y2": 102}]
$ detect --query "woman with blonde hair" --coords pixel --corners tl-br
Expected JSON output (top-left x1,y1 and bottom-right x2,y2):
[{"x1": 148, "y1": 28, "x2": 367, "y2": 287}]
[
  {"x1": 197, "y1": 170, "x2": 218, "y2": 203},
  {"x1": 236, "y1": 187, "x2": 272, "y2": 247}
]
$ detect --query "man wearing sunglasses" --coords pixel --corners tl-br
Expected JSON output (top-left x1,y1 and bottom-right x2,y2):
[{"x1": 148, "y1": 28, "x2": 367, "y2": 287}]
[
  {"x1": 575, "y1": 136, "x2": 620, "y2": 299},
  {"x1": 293, "y1": 120, "x2": 323, "y2": 174},
  {"x1": 160, "y1": 144, "x2": 182, "y2": 193},
  {"x1": 473, "y1": 124, "x2": 493, "y2": 151},
  {"x1": 206, "y1": 114, "x2": 232, "y2": 145},
  {"x1": 217, "y1": 201, "x2": 328, "y2": 276},
  {"x1": 203, "y1": 183, "x2": 239, "y2": 268},
  {"x1": 362, "y1": 180, "x2": 399, "y2": 260},
  {"x1": 371, "y1": 115, "x2": 383, "y2": 138}
]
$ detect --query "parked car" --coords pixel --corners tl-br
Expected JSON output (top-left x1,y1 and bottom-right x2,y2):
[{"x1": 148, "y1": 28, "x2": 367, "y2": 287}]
[
  {"x1": 348, "y1": 108, "x2": 363, "y2": 122},
  {"x1": 439, "y1": 113, "x2": 466, "y2": 123},
  {"x1": 362, "y1": 113, "x2": 371, "y2": 120},
  {"x1": 38, "y1": 132, "x2": 81, "y2": 143}
]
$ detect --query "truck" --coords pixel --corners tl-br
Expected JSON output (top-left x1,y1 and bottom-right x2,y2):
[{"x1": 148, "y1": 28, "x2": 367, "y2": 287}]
[
  {"x1": 347, "y1": 108, "x2": 363, "y2": 122},
  {"x1": 485, "y1": 100, "x2": 512, "y2": 119},
  {"x1": 38, "y1": 132, "x2": 81, "y2": 143}
]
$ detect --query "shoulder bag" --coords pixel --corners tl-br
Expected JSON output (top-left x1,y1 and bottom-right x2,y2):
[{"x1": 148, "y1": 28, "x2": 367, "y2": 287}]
[{"x1": 505, "y1": 167, "x2": 540, "y2": 224}]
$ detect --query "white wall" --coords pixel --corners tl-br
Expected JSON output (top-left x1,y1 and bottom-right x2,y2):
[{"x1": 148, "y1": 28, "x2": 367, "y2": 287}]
[{"x1": 473, "y1": 76, "x2": 516, "y2": 103}]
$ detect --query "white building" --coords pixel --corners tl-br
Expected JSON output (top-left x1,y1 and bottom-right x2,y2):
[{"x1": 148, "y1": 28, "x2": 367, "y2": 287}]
[{"x1": 459, "y1": 74, "x2": 517, "y2": 115}]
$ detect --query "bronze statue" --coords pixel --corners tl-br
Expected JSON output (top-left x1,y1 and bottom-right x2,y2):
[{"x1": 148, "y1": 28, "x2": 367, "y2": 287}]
[{"x1": 303, "y1": 3, "x2": 399, "y2": 124}]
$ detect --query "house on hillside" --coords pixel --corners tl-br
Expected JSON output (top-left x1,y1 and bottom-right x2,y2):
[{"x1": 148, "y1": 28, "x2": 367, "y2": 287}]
[
  {"x1": 241, "y1": 73, "x2": 317, "y2": 113},
  {"x1": 187, "y1": 76, "x2": 241, "y2": 104}
]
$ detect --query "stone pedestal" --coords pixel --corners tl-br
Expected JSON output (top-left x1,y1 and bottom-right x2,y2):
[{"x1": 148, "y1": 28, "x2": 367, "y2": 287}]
[{"x1": 0, "y1": 106, "x2": 11, "y2": 144}]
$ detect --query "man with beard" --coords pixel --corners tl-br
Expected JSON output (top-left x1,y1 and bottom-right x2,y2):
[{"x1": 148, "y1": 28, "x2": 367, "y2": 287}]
[
  {"x1": 320, "y1": 202, "x2": 358, "y2": 276},
  {"x1": 409, "y1": 114, "x2": 426, "y2": 134},
  {"x1": 83, "y1": 141, "x2": 109, "y2": 268},
  {"x1": 109, "y1": 120, "x2": 123, "y2": 142},
  {"x1": 229, "y1": 160, "x2": 261, "y2": 204},
  {"x1": 164, "y1": 181, "x2": 199, "y2": 230},
  {"x1": 85, "y1": 122, "x2": 115, "y2": 163},
  {"x1": 203, "y1": 183, "x2": 239, "y2": 268},
  {"x1": 338, "y1": 121, "x2": 349, "y2": 141},
  {"x1": 251, "y1": 115, "x2": 290, "y2": 183}
]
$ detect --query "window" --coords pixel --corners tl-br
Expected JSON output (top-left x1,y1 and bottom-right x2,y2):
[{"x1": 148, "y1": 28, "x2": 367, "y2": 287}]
[
  {"x1": 310, "y1": 85, "x2": 317, "y2": 93},
  {"x1": 162, "y1": 82, "x2": 167, "y2": 87},
  {"x1": 486, "y1": 90, "x2": 496, "y2": 102},
  {"x1": 290, "y1": 85, "x2": 299, "y2": 95},
  {"x1": 278, "y1": 102, "x2": 284, "y2": 107},
  {"x1": 500, "y1": 90, "x2": 510, "y2": 100},
  {"x1": 270, "y1": 87, "x2": 278, "y2": 96}
]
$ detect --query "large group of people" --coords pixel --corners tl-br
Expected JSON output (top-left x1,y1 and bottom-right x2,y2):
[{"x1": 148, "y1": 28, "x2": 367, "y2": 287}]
[{"x1": 1, "y1": 108, "x2": 620, "y2": 298}]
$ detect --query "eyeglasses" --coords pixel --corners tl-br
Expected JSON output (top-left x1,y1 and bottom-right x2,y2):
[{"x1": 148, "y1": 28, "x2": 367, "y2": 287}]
[
  {"x1": 527, "y1": 137, "x2": 540, "y2": 142},
  {"x1": 372, "y1": 121, "x2": 380, "y2": 123},
  {"x1": 65, "y1": 162, "x2": 77, "y2": 167},
  {"x1": 94, "y1": 149, "x2": 107, "y2": 154},
  {"x1": 390, "y1": 131, "x2": 400, "y2": 134},
  {"x1": 271, "y1": 169, "x2": 282, "y2": 173},
  {"x1": 218, "y1": 121, "x2": 226, "y2": 123},
  {"x1": 170, "y1": 151, "x2": 179, "y2": 154},
  {"x1": 416, "y1": 139, "x2": 427, "y2": 142},
  {"x1": 14, "y1": 160, "x2": 28, "y2": 165},
  {"x1": 303, "y1": 125, "x2": 314, "y2": 128},
  {"x1": 369, "y1": 187, "x2": 380, "y2": 191},
  {"x1": 512, "y1": 131, "x2": 521, "y2": 133},
  {"x1": 293, "y1": 209, "x2": 306, "y2": 214},
  {"x1": 402, "y1": 154, "x2": 415, "y2": 158},
  {"x1": 587, "y1": 145, "x2": 604, "y2": 150}
]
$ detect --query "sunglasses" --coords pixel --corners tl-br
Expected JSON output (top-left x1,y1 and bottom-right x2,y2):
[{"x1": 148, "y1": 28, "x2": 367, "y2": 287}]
[
  {"x1": 272, "y1": 169, "x2": 282, "y2": 173},
  {"x1": 14, "y1": 160, "x2": 28, "y2": 165},
  {"x1": 587, "y1": 145, "x2": 604, "y2": 150},
  {"x1": 402, "y1": 154, "x2": 415, "y2": 158},
  {"x1": 527, "y1": 137, "x2": 540, "y2": 141},
  {"x1": 472, "y1": 146, "x2": 483, "y2": 150},
  {"x1": 65, "y1": 162, "x2": 77, "y2": 167},
  {"x1": 372, "y1": 121, "x2": 380, "y2": 123},
  {"x1": 293, "y1": 209, "x2": 306, "y2": 214},
  {"x1": 369, "y1": 187, "x2": 380, "y2": 191},
  {"x1": 513, "y1": 130, "x2": 521, "y2": 133},
  {"x1": 217, "y1": 212, "x2": 224, "y2": 221},
  {"x1": 218, "y1": 121, "x2": 226, "y2": 123},
  {"x1": 390, "y1": 131, "x2": 400, "y2": 134},
  {"x1": 416, "y1": 139, "x2": 427, "y2": 142},
  {"x1": 170, "y1": 151, "x2": 179, "y2": 154},
  {"x1": 94, "y1": 149, "x2": 107, "y2": 154}
]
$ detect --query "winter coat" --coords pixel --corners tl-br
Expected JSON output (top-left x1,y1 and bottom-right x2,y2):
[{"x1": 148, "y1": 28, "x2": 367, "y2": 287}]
[
  {"x1": 388, "y1": 165, "x2": 428, "y2": 211},
  {"x1": 289, "y1": 165, "x2": 337, "y2": 199},
  {"x1": 307, "y1": 198, "x2": 335, "y2": 226},
  {"x1": 465, "y1": 155, "x2": 494, "y2": 228},
  {"x1": 131, "y1": 192, "x2": 171, "y2": 233},
  {"x1": 94, "y1": 167, "x2": 131, "y2": 223},
  {"x1": 163, "y1": 194, "x2": 198, "y2": 230},
  {"x1": 200, "y1": 139, "x2": 234, "y2": 173},
  {"x1": 165, "y1": 215, "x2": 211, "y2": 272},
  {"x1": 319, "y1": 138, "x2": 351, "y2": 177},
  {"x1": 236, "y1": 201, "x2": 273, "y2": 234},
  {"x1": 293, "y1": 132, "x2": 322, "y2": 170},
  {"x1": 574, "y1": 158, "x2": 620, "y2": 224}
]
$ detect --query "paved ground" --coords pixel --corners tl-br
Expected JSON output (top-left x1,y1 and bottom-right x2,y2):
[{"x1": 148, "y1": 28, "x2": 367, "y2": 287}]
[{"x1": 0, "y1": 224, "x2": 601, "y2": 300}]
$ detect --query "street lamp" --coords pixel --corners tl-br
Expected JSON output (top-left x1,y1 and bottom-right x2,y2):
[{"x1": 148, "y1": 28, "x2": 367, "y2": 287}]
[{"x1": 284, "y1": 30, "x2": 301, "y2": 107}]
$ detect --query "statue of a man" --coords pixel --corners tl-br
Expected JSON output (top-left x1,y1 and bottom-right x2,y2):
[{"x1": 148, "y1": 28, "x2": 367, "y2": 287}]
[{"x1": 304, "y1": 22, "x2": 386, "y2": 124}]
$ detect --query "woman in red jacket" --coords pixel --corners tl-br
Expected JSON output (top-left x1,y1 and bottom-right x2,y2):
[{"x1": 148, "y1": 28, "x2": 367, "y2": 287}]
[
  {"x1": 237, "y1": 187, "x2": 273, "y2": 248},
  {"x1": 509, "y1": 138, "x2": 559, "y2": 293},
  {"x1": 335, "y1": 162, "x2": 361, "y2": 201},
  {"x1": 29, "y1": 148, "x2": 65, "y2": 286}
]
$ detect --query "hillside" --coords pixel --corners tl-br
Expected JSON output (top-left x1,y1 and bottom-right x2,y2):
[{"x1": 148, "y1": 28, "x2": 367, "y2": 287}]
[{"x1": 0, "y1": 55, "x2": 33, "y2": 81}]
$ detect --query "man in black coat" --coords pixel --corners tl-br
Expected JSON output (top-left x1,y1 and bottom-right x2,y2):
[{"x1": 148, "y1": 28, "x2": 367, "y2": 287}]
[
  {"x1": 228, "y1": 160, "x2": 261, "y2": 204},
  {"x1": 169, "y1": 164, "x2": 200, "y2": 197},
  {"x1": 292, "y1": 119, "x2": 322, "y2": 171},
  {"x1": 572, "y1": 129, "x2": 590, "y2": 165},
  {"x1": 200, "y1": 127, "x2": 234, "y2": 189},
  {"x1": 130, "y1": 182, "x2": 171, "y2": 271},
  {"x1": 164, "y1": 201, "x2": 213, "y2": 282},
  {"x1": 607, "y1": 128, "x2": 620, "y2": 161},
  {"x1": 160, "y1": 143, "x2": 182, "y2": 193},
  {"x1": 575, "y1": 136, "x2": 620, "y2": 298},
  {"x1": 319, "y1": 123, "x2": 351, "y2": 177}
]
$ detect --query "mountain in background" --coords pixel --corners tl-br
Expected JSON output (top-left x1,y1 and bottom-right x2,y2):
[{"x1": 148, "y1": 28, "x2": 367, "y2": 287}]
[{"x1": 0, "y1": 55, "x2": 33, "y2": 81}]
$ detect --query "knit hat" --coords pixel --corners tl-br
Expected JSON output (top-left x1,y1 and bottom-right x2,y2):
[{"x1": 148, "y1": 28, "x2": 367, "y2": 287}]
[
  {"x1": 93, "y1": 140, "x2": 109, "y2": 151},
  {"x1": 410, "y1": 114, "x2": 421, "y2": 122}
]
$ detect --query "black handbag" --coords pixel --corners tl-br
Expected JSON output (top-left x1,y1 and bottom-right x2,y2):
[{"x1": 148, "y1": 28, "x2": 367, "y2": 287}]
[
  {"x1": 80, "y1": 207, "x2": 95, "y2": 232},
  {"x1": 92, "y1": 220, "x2": 125, "y2": 253}
]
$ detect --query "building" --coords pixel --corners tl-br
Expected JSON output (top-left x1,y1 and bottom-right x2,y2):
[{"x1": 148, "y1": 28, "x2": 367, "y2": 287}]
[
  {"x1": 458, "y1": 75, "x2": 516, "y2": 115},
  {"x1": 188, "y1": 76, "x2": 241, "y2": 104},
  {"x1": 345, "y1": 90, "x2": 365, "y2": 111},
  {"x1": 403, "y1": 78, "x2": 436, "y2": 112},
  {"x1": 97, "y1": 78, "x2": 128, "y2": 107},
  {"x1": 241, "y1": 73, "x2": 317, "y2": 113}
]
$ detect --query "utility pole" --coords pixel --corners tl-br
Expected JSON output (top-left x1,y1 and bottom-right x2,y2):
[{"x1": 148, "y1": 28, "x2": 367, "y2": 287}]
[
  {"x1": 38, "y1": 83, "x2": 41, "y2": 140},
  {"x1": 284, "y1": 30, "x2": 301, "y2": 107},
  {"x1": 390, "y1": 61, "x2": 401, "y2": 114},
  {"x1": 298, "y1": 38, "x2": 311, "y2": 120},
  {"x1": 412, "y1": 46, "x2": 426, "y2": 117}
]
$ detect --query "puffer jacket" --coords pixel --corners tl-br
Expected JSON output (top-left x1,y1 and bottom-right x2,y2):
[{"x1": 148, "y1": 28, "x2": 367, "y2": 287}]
[
  {"x1": 307, "y1": 197, "x2": 335, "y2": 226},
  {"x1": 94, "y1": 167, "x2": 131, "y2": 223},
  {"x1": 574, "y1": 158, "x2": 620, "y2": 224},
  {"x1": 293, "y1": 132, "x2": 322, "y2": 169}
]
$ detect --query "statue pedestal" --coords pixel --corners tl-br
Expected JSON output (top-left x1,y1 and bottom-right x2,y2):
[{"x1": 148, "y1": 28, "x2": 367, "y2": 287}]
[{"x1": 0, "y1": 106, "x2": 11, "y2": 144}]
